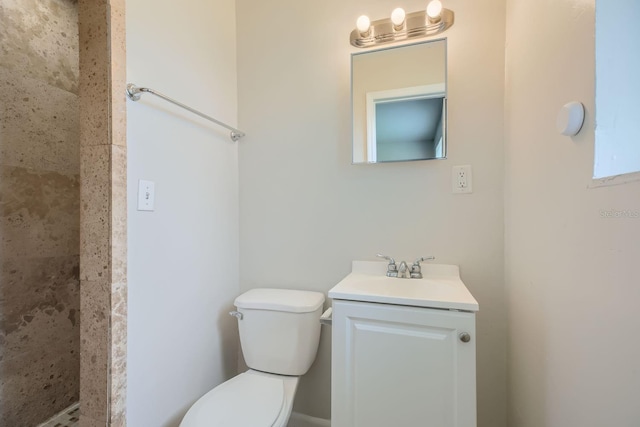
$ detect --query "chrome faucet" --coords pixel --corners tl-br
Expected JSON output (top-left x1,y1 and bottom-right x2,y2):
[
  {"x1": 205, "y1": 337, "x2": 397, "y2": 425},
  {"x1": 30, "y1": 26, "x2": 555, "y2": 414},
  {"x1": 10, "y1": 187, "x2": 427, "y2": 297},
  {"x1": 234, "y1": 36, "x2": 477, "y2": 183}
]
[{"x1": 378, "y1": 254, "x2": 435, "y2": 279}]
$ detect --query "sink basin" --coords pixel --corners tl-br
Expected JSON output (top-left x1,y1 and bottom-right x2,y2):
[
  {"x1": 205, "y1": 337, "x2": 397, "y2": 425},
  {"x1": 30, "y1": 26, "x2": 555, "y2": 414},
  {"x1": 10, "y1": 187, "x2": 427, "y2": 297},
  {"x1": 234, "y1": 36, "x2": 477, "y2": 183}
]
[{"x1": 328, "y1": 261, "x2": 479, "y2": 312}]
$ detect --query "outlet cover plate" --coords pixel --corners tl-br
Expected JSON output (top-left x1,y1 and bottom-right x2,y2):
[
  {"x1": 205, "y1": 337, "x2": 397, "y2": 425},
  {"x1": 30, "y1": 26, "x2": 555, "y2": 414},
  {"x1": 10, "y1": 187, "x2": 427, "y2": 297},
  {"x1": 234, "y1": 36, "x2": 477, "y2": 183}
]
[{"x1": 452, "y1": 165, "x2": 473, "y2": 194}]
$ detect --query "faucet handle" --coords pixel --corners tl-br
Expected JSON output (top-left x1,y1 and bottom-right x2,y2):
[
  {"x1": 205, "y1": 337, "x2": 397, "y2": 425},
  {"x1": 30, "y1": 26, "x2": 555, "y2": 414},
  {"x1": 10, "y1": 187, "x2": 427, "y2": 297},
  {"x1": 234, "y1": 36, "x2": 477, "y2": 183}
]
[
  {"x1": 377, "y1": 253, "x2": 396, "y2": 264},
  {"x1": 410, "y1": 256, "x2": 435, "y2": 279}
]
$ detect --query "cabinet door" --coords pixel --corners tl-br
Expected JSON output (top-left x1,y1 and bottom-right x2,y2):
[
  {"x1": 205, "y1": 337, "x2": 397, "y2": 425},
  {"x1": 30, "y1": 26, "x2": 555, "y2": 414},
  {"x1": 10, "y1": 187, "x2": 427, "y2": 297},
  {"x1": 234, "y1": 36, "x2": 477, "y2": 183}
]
[{"x1": 331, "y1": 300, "x2": 476, "y2": 427}]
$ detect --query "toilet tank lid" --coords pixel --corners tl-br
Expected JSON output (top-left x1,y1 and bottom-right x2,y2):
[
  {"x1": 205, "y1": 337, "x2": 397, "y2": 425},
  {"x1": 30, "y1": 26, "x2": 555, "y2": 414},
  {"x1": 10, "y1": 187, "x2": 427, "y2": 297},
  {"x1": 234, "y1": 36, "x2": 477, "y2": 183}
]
[{"x1": 235, "y1": 288, "x2": 325, "y2": 313}]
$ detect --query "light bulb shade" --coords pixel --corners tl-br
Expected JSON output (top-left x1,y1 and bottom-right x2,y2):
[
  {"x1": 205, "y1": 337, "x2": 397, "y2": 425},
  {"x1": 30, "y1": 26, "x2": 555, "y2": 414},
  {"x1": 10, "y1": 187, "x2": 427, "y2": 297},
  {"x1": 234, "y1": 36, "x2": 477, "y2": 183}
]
[
  {"x1": 426, "y1": 0, "x2": 443, "y2": 21},
  {"x1": 356, "y1": 15, "x2": 371, "y2": 34},
  {"x1": 391, "y1": 8, "x2": 406, "y2": 28}
]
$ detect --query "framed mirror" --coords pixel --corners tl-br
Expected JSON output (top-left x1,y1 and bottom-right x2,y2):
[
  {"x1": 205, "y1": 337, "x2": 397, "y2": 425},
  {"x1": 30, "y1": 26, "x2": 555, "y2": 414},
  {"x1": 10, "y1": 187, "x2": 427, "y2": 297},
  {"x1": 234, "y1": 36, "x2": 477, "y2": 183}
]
[{"x1": 351, "y1": 39, "x2": 447, "y2": 164}]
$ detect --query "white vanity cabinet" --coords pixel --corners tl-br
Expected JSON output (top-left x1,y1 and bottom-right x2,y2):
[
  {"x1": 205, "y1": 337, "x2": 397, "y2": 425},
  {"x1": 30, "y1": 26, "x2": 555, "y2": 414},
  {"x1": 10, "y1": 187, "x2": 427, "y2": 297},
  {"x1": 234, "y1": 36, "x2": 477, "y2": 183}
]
[{"x1": 329, "y1": 261, "x2": 479, "y2": 427}]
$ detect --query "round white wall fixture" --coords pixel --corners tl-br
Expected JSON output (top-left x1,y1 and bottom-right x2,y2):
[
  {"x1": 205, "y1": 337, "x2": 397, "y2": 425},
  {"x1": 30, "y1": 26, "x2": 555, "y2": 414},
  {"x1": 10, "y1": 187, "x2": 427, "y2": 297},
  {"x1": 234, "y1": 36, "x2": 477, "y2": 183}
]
[{"x1": 557, "y1": 101, "x2": 585, "y2": 136}]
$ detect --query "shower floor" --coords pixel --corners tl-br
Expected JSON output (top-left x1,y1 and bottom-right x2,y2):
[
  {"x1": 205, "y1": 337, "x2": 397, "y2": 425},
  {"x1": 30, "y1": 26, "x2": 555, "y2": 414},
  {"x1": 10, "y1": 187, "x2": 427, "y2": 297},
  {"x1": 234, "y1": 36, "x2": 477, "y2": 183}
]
[{"x1": 36, "y1": 403, "x2": 79, "y2": 427}]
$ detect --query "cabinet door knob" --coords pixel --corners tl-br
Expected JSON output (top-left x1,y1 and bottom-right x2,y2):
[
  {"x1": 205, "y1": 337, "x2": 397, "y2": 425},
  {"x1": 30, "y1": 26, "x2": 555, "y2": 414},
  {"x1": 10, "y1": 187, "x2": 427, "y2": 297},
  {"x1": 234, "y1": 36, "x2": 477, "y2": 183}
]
[{"x1": 459, "y1": 332, "x2": 471, "y2": 343}]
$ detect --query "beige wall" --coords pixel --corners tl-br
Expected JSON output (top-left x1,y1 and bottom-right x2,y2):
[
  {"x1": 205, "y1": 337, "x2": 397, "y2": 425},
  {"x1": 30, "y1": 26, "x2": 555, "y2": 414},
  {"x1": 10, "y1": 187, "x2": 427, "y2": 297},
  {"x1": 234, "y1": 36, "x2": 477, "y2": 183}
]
[
  {"x1": 0, "y1": 0, "x2": 80, "y2": 425},
  {"x1": 505, "y1": 0, "x2": 640, "y2": 425},
  {"x1": 237, "y1": 0, "x2": 507, "y2": 425}
]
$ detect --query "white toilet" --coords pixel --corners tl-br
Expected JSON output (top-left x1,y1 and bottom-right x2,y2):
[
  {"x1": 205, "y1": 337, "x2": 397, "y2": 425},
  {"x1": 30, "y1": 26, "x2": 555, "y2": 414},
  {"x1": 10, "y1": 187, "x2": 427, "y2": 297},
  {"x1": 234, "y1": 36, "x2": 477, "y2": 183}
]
[{"x1": 180, "y1": 288, "x2": 325, "y2": 427}]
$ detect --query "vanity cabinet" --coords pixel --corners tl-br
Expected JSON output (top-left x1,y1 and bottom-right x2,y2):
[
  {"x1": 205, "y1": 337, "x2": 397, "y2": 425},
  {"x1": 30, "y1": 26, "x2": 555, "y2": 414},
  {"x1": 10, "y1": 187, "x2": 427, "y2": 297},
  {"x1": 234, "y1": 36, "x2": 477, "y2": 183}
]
[{"x1": 331, "y1": 299, "x2": 476, "y2": 427}]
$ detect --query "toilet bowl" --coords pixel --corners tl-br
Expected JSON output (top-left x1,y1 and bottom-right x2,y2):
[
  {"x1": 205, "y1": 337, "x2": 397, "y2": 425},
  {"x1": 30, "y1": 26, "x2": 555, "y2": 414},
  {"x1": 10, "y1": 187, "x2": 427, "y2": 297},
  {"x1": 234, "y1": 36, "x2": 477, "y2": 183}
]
[
  {"x1": 180, "y1": 370, "x2": 299, "y2": 427},
  {"x1": 179, "y1": 288, "x2": 325, "y2": 427}
]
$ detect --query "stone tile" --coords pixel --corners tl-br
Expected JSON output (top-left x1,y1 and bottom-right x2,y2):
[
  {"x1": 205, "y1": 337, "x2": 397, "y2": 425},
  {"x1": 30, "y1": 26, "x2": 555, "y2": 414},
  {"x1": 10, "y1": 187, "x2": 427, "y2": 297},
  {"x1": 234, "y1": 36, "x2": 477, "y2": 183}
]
[
  {"x1": 0, "y1": 255, "x2": 80, "y2": 427},
  {"x1": 78, "y1": 0, "x2": 110, "y2": 147},
  {"x1": 0, "y1": 165, "x2": 80, "y2": 259},
  {"x1": 79, "y1": 415, "x2": 107, "y2": 427},
  {"x1": 79, "y1": 145, "x2": 110, "y2": 282},
  {"x1": 0, "y1": 255, "x2": 80, "y2": 335},
  {"x1": 111, "y1": 145, "x2": 126, "y2": 284},
  {"x1": 0, "y1": 1, "x2": 81, "y2": 421},
  {"x1": 75, "y1": 2, "x2": 128, "y2": 426},
  {"x1": 0, "y1": 68, "x2": 80, "y2": 174},
  {"x1": 107, "y1": 4, "x2": 128, "y2": 423},
  {"x1": 111, "y1": 281, "x2": 126, "y2": 320},
  {"x1": 0, "y1": 0, "x2": 129, "y2": 425},
  {"x1": 109, "y1": 0, "x2": 126, "y2": 148},
  {"x1": 0, "y1": 0, "x2": 79, "y2": 94},
  {"x1": 79, "y1": 279, "x2": 109, "y2": 424},
  {"x1": 109, "y1": 412, "x2": 126, "y2": 427},
  {"x1": 109, "y1": 356, "x2": 127, "y2": 416},
  {"x1": 110, "y1": 282, "x2": 127, "y2": 425}
]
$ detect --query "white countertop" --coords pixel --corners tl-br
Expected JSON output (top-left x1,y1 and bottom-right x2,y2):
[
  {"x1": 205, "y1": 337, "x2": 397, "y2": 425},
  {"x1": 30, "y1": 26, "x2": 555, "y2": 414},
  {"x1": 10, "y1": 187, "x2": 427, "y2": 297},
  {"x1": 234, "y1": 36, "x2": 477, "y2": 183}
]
[{"x1": 328, "y1": 261, "x2": 479, "y2": 312}]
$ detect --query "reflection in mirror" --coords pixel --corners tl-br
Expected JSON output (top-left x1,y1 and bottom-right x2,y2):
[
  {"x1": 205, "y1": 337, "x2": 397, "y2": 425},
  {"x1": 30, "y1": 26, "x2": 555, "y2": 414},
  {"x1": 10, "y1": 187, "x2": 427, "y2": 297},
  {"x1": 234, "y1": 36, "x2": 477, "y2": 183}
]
[{"x1": 352, "y1": 39, "x2": 447, "y2": 164}]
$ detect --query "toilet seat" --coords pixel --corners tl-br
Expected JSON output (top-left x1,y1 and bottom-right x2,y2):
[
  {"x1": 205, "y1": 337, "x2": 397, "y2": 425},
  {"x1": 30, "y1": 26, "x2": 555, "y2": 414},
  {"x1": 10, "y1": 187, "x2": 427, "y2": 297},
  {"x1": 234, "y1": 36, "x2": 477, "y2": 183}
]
[{"x1": 180, "y1": 370, "x2": 299, "y2": 427}]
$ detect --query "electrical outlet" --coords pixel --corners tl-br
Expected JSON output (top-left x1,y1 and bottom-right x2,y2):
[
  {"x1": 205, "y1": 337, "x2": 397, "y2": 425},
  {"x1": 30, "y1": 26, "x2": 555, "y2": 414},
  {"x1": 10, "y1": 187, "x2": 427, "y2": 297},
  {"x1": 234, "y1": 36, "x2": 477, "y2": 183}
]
[
  {"x1": 137, "y1": 179, "x2": 155, "y2": 211},
  {"x1": 452, "y1": 165, "x2": 473, "y2": 194}
]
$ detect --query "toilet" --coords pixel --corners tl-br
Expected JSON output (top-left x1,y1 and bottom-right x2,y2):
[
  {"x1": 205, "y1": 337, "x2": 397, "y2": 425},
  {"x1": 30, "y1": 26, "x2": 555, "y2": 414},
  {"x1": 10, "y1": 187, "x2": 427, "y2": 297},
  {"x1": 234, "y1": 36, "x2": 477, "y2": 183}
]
[{"x1": 180, "y1": 288, "x2": 325, "y2": 427}]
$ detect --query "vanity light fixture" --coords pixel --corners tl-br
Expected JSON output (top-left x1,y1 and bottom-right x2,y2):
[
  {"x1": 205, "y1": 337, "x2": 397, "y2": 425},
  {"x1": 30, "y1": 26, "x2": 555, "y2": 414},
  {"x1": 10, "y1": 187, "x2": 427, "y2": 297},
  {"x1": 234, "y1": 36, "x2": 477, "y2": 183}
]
[{"x1": 350, "y1": 0, "x2": 453, "y2": 48}]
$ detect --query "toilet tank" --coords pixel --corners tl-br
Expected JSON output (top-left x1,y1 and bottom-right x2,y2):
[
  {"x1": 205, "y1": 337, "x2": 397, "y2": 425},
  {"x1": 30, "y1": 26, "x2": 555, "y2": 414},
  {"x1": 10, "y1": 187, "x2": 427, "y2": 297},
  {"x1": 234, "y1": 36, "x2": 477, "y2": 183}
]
[{"x1": 234, "y1": 288, "x2": 325, "y2": 376}]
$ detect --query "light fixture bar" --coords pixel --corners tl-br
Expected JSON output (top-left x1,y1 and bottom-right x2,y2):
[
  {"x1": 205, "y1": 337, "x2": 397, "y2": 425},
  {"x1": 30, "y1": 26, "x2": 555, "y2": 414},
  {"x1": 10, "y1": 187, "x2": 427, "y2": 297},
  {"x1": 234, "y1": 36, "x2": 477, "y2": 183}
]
[{"x1": 350, "y1": 9, "x2": 454, "y2": 48}]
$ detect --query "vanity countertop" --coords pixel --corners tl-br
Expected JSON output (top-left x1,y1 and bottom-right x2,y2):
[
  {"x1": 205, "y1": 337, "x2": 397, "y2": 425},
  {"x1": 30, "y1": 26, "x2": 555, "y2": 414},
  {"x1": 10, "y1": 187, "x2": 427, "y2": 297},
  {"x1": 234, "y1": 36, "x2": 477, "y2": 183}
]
[{"x1": 328, "y1": 261, "x2": 479, "y2": 312}]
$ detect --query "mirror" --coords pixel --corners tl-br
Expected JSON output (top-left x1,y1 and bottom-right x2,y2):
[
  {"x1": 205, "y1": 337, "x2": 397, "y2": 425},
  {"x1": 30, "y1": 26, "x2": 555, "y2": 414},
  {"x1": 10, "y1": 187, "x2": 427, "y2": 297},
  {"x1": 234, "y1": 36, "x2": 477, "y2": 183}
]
[{"x1": 352, "y1": 39, "x2": 447, "y2": 164}]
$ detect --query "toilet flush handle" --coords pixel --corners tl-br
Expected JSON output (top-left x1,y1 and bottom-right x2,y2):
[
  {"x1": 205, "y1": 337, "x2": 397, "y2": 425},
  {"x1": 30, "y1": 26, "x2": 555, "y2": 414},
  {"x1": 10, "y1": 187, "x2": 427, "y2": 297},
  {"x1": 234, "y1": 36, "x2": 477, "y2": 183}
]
[
  {"x1": 229, "y1": 311, "x2": 243, "y2": 320},
  {"x1": 320, "y1": 307, "x2": 333, "y2": 326}
]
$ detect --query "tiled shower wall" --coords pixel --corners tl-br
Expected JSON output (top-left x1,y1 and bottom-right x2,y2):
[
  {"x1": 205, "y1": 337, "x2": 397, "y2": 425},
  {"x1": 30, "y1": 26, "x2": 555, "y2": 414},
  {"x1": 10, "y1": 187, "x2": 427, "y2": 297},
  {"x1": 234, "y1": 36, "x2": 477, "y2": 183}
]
[
  {"x1": 77, "y1": 0, "x2": 128, "y2": 424},
  {"x1": 0, "y1": 0, "x2": 80, "y2": 425}
]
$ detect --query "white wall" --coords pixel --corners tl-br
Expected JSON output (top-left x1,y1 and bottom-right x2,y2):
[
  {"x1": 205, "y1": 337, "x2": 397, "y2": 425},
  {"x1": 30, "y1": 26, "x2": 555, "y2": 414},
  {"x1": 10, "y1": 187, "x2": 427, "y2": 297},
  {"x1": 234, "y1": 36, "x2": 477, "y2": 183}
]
[
  {"x1": 236, "y1": 0, "x2": 507, "y2": 425},
  {"x1": 126, "y1": 0, "x2": 239, "y2": 425},
  {"x1": 505, "y1": 0, "x2": 640, "y2": 426}
]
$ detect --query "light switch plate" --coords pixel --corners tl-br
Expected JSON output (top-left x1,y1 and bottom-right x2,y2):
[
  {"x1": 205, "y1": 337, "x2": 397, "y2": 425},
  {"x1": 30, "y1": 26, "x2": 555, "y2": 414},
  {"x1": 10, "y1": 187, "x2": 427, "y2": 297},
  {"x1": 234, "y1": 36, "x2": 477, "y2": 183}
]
[{"x1": 137, "y1": 179, "x2": 155, "y2": 211}]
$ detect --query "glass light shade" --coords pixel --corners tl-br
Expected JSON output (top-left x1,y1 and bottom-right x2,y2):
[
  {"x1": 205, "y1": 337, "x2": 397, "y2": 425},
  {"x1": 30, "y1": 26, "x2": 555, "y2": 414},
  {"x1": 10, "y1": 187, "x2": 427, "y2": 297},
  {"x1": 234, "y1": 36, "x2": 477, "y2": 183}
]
[
  {"x1": 356, "y1": 15, "x2": 371, "y2": 34},
  {"x1": 426, "y1": 0, "x2": 443, "y2": 20},
  {"x1": 391, "y1": 8, "x2": 406, "y2": 27}
]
